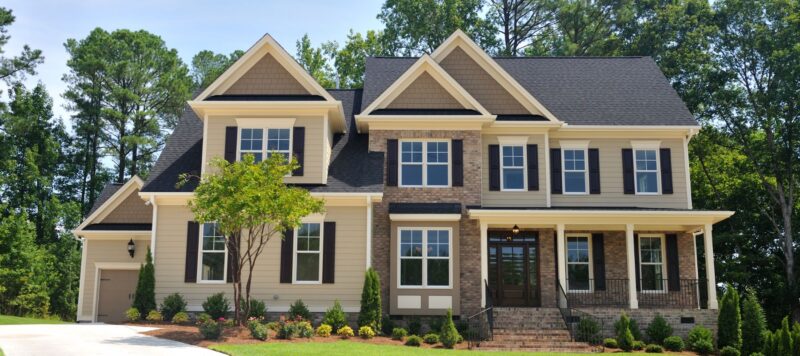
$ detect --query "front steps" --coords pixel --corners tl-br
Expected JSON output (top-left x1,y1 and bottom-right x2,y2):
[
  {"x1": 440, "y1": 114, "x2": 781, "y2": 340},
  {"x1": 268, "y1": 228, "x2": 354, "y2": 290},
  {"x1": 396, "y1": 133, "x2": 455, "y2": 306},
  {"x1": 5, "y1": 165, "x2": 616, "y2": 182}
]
[{"x1": 475, "y1": 307, "x2": 597, "y2": 353}]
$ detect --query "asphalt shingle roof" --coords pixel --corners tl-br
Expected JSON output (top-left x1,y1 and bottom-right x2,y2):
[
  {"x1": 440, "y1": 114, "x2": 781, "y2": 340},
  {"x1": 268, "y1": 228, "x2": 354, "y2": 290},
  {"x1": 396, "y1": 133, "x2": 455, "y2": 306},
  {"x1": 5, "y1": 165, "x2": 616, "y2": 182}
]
[
  {"x1": 87, "y1": 182, "x2": 124, "y2": 216},
  {"x1": 141, "y1": 104, "x2": 203, "y2": 193}
]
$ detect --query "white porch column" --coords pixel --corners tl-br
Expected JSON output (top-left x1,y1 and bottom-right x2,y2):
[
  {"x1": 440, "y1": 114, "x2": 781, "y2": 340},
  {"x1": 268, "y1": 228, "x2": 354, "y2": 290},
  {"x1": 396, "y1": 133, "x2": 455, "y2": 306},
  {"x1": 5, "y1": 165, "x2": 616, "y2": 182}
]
[
  {"x1": 626, "y1": 224, "x2": 639, "y2": 309},
  {"x1": 480, "y1": 222, "x2": 488, "y2": 308},
  {"x1": 704, "y1": 224, "x2": 719, "y2": 309},
  {"x1": 556, "y1": 224, "x2": 566, "y2": 289}
]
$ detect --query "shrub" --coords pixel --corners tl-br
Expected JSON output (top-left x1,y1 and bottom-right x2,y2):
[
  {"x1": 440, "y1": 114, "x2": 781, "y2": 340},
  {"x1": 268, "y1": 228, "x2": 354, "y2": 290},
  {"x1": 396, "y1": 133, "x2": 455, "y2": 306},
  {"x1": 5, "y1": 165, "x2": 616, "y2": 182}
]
[
  {"x1": 688, "y1": 325, "x2": 714, "y2": 353},
  {"x1": 576, "y1": 317, "x2": 601, "y2": 344},
  {"x1": 316, "y1": 324, "x2": 333, "y2": 337},
  {"x1": 741, "y1": 290, "x2": 766, "y2": 356},
  {"x1": 646, "y1": 314, "x2": 673, "y2": 344},
  {"x1": 159, "y1": 293, "x2": 187, "y2": 321},
  {"x1": 240, "y1": 298, "x2": 266, "y2": 319},
  {"x1": 719, "y1": 285, "x2": 742, "y2": 350},
  {"x1": 125, "y1": 307, "x2": 140, "y2": 322},
  {"x1": 439, "y1": 309, "x2": 460, "y2": 349},
  {"x1": 132, "y1": 250, "x2": 156, "y2": 315},
  {"x1": 297, "y1": 321, "x2": 313, "y2": 338},
  {"x1": 358, "y1": 268, "x2": 382, "y2": 331},
  {"x1": 358, "y1": 326, "x2": 376, "y2": 339},
  {"x1": 405, "y1": 335, "x2": 422, "y2": 346},
  {"x1": 721, "y1": 346, "x2": 741, "y2": 356},
  {"x1": 408, "y1": 317, "x2": 422, "y2": 335},
  {"x1": 202, "y1": 293, "x2": 229, "y2": 320},
  {"x1": 694, "y1": 339, "x2": 715, "y2": 355},
  {"x1": 616, "y1": 313, "x2": 635, "y2": 352},
  {"x1": 391, "y1": 327, "x2": 408, "y2": 340},
  {"x1": 196, "y1": 313, "x2": 212, "y2": 324},
  {"x1": 277, "y1": 321, "x2": 298, "y2": 340},
  {"x1": 423, "y1": 333, "x2": 440, "y2": 344},
  {"x1": 337, "y1": 325, "x2": 354, "y2": 339},
  {"x1": 322, "y1": 300, "x2": 347, "y2": 331},
  {"x1": 603, "y1": 338, "x2": 618, "y2": 348},
  {"x1": 428, "y1": 317, "x2": 444, "y2": 334},
  {"x1": 221, "y1": 317, "x2": 235, "y2": 328},
  {"x1": 750, "y1": 353, "x2": 765, "y2": 356},
  {"x1": 381, "y1": 315, "x2": 395, "y2": 335},
  {"x1": 199, "y1": 319, "x2": 222, "y2": 340},
  {"x1": 146, "y1": 310, "x2": 163, "y2": 322},
  {"x1": 249, "y1": 321, "x2": 268, "y2": 341},
  {"x1": 645, "y1": 344, "x2": 664, "y2": 353},
  {"x1": 265, "y1": 321, "x2": 279, "y2": 331},
  {"x1": 288, "y1": 299, "x2": 311, "y2": 321},
  {"x1": 614, "y1": 314, "x2": 642, "y2": 341},
  {"x1": 172, "y1": 311, "x2": 190, "y2": 324},
  {"x1": 663, "y1": 335, "x2": 684, "y2": 351},
  {"x1": 632, "y1": 340, "x2": 646, "y2": 350}
]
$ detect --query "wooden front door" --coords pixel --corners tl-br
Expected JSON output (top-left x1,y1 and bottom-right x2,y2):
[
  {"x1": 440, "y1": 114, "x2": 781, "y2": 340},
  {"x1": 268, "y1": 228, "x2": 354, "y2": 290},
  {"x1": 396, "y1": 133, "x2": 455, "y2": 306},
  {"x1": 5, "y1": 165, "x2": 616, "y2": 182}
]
[
  {"x1": 488, "y1": 230, "x2": 540, "y2": 307},
  {"x1": 97, "y1": 269, "x2": 138, "y2": 323}
]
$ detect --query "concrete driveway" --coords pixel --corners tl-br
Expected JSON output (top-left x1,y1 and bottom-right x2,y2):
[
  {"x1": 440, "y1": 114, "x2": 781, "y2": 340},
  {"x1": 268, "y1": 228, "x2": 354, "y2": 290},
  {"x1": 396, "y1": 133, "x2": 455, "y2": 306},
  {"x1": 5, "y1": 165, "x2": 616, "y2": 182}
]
[{"x1": 0, "y1": 324, "x2": 220, "y2": 356}]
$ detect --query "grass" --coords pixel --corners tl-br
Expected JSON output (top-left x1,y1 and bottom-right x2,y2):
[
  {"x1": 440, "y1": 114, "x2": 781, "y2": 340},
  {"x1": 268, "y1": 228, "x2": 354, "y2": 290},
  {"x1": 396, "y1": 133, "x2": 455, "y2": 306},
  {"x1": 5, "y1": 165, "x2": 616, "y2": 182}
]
[
  {"x1": 209, "y1": 340, "x2": 613, "y2": 356},
  {"x1": 0, "y1": 315, "x2": 67, "y2": 325}
]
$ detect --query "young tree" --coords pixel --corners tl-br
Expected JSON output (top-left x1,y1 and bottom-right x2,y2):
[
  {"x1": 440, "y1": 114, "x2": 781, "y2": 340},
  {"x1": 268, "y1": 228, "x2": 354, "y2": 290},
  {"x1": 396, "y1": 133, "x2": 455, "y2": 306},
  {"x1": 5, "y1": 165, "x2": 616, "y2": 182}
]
[
  {"x1": 741, "y1": 289, "x2": 767, "y2": 356},
  {"x1": 132, "y1": 249, "x2": 155, "y2": 315},
  {"x1": 718, "y1": 285, "x2": 742, "y2": 350},
  {"x1": 183, "y1": 154, "x2": 325, "y2": 324},
  {"x1": 295, "y1": 34, "x2": 335, "y2": 88},
  {"x1": 358, "y1": 267, "x2": 381, "y2": 331}
]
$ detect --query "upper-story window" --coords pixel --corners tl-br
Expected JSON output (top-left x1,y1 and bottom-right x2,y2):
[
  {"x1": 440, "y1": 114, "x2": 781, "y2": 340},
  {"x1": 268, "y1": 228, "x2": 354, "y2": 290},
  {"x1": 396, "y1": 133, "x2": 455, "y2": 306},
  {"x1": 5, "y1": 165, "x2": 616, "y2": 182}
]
[
  {"x1": 400, "y1": 140, "x2": 449, "y2": 187},
  {"x1": 563, "y1": 149, "x2": 587, "y2": 194},
  {"x1": 635, "y1": 149, "x2": 659, "y2": 194},
  {"x1": 239, "y1": 128, "x2": 291, "y2": 163},
  {"x1": 501, "y1": 145, "x2": 525, "y2": 190},
  {"x1": 200, "y1": 223, "x2": 226, "y2": 282}
]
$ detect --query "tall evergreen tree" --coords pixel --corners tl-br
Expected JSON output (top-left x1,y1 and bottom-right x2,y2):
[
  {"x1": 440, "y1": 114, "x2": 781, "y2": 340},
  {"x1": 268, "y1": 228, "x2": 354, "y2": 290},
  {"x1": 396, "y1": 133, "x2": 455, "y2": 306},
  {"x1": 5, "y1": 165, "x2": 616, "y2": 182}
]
[
  {"x1": 132, "y1": 249, "x2": 156, "y2": 315},
  {"x1": 742, "y1": 289, "x2": 767, "y2": 356},
  {"x1": 718, "y1": 285, "x2": 743, "y2": 350},
  {"x1": 190, "y1": 49, "x2": 244, "y2": 90}
]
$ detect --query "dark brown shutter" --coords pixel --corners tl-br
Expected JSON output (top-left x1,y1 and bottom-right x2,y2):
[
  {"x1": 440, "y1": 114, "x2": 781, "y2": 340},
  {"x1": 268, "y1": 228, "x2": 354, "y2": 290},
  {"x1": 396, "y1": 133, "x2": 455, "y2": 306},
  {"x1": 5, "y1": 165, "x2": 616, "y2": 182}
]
[
  {"x1": 592, "y1": 233, "x2": 606, "y2": 291},
  {"x1": 589, "y1": 148, "x2": 600, "y2": 194},
  {"x1": 622, "y1": 149, "x2": 634, "y2": 194},
  {"x1": 634, "y1": 234, "x2": 641, "y2": 291},
  {"x1": 660, "y1": 148, "x2": 673, "y2": 194},
  {"x1": 184, "y1": 221, "x2": 199, "y2": 283},
  {"x1": 386, "y1": 139, "x2": 398, "y2": 187},
  {"x1": 452, "y1": 140, "x2": 463, "y2": 187},
  {"x1": 280, "y1": 229, "x2": 294, "y2": 283},
  {"x1": 292, "y1": 127, "x2": 305, "y2": 176},
  {"x1": 224, "y1": 127, "x2": 238, "y2": 163},
  {"x1": 226, "y1": 235, "x2": 238, "y2": 283},
  {"x1": 322, "y1": 222, "x2": 336, "y2": 284},
  {"x1": 488, "y1": 145, "x2": 500, "y2": 191},
  {"x1": 527, "y1": 144, "x2": 539, "y2": 191},
  {"x1": 550, "y1": 149, "x2": 562, "y2": 194},
  {"x1": 666, "y1": 234, "x2": 680, "y2": 291}
]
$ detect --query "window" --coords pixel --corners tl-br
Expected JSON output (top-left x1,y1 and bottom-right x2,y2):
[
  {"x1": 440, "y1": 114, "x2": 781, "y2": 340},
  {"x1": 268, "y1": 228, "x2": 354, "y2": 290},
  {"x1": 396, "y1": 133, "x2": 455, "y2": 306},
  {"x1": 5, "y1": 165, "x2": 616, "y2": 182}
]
[
  {"x1": 501, "y1": 146, "x2": 525, "y2": 190},
  {"x1": 400, "y1": 140, "x2": 449, "y2": 187},
  {"x1": 639, "y1": 235, "x2": 665, "y2": 291},
  {"x1": 635, "y1": 149, "x2": 659, "y2": 194},
  {"x1": 294, "y1": 223, "x2": 322, "y2": 283},
  {"x1": 239, "y1": 128, "x2": 263, "y2": 162},
  {"x1": 238, "y1": 128, "x2": 291, "y2": 163},
  {"x1": 200, "y1": 223, "x2": 226, "y2": 282},
  {"x1": 563, "y1": 149, "x2": 587, "y2": 194},
  {"x1": 399, "y1": 228, "x2": 451, "y2": 288},
  {"x1": 567, "y1": 235, "x2": 591, "y2": 291}
]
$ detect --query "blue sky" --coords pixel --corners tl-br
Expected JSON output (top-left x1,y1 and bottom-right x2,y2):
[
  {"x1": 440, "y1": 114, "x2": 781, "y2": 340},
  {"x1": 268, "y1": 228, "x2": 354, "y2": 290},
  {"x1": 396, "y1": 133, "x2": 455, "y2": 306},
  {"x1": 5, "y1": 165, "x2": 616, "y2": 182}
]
[{"x1": 2, "y1": 0, "x2": 384, "y2": 124}]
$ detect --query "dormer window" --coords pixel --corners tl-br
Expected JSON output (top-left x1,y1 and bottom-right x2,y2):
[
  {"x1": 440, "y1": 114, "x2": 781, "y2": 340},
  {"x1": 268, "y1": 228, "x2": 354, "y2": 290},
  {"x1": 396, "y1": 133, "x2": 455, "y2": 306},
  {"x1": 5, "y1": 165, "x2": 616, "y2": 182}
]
[{"x1": 238, "y1": 127, "x2": 291, "y2": 163}]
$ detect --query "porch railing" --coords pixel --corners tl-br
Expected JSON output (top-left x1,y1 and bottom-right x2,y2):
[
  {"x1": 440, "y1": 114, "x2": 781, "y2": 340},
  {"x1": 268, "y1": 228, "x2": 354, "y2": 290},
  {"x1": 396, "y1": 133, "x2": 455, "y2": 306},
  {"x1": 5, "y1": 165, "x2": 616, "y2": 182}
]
[
  {"x1": 466, "y1": 279, "x2": 494, "y2": 349},
  {"x1": 556, "y1": 279, "x2": 604, "y2": 346},
  {"x1": 565, "y1": 278, "x2": 706, "y2": 309}
]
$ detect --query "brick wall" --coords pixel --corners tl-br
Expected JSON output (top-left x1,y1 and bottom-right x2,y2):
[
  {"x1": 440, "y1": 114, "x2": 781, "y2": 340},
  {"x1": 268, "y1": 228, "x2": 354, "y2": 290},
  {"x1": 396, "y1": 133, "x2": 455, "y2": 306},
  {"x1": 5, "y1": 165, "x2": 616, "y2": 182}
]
[{"x1": 585, "y1": 308, "x2": 718, "y2": 340}]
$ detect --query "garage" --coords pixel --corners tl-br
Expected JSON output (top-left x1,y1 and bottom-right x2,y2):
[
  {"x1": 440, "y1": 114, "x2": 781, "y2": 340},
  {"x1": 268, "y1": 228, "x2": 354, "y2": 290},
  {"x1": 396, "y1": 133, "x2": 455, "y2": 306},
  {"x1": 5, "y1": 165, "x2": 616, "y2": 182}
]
[{"x1": 96, "y1": 269, "x2": 139, "y2": 323}]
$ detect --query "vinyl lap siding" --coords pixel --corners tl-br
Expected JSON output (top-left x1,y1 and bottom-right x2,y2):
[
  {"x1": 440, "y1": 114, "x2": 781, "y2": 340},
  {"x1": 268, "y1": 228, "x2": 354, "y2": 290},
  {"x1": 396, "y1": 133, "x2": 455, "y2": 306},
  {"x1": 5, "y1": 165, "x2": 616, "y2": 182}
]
[
  {"x1": 481, "y1": 134, "x2": 547, "y2": 207},
  {"x1": 223, "y1": 53, "x2": 310, "y2": 95},
  {"x1": 80, "y1": 239, "x2": 150, "y2": 317}
]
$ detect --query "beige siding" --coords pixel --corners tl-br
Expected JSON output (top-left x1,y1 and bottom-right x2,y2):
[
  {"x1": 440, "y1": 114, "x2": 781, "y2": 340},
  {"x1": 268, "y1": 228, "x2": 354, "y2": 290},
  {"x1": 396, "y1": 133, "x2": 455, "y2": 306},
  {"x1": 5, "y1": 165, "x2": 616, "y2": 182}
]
[
  {"x1": 204, "y1": 115, "x2": 326, "y2": 184},
  {"x1": 100, "y1": 193, "x2": 152, "y2": 224},
  {"x1": 550, "y1": 138, "x2": 689, "y2": 209},
  {"x1": 153, "y1": 204, "x2": 368, "y2": 311},
  {"x1": 80, "y1": 238, "x2": 150, "y2": 317},
  {"x1": 481, "y1": 134, "x2": 548, "y2": 207},
  {"x1": 439, "y1": 47, "x2": 530, "y2": 115},
  {"x1": 386, "y1": 72, "x2": 463, "y2": 109},
  {"x1": 224, "y1": 53, "x2": 310, "y2": 95}
]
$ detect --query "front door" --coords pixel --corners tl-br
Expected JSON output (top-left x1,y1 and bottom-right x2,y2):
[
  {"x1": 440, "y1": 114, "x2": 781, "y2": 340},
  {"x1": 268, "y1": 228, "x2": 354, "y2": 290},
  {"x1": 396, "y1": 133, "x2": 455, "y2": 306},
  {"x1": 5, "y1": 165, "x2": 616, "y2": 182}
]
[{"x1": 488, "y1": 230, "x2": 540, "y2": 307}]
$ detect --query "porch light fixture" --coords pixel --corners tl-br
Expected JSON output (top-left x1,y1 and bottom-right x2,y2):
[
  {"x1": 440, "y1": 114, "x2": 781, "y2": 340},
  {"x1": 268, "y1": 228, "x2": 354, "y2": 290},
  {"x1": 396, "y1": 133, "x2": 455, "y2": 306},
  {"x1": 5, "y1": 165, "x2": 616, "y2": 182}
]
[
  {"x1": 512, "y1": 224, "x2": 520, "y2": 235},
  {"x1": 127, "y1": 239, "x2": 135, "y2": 258}
]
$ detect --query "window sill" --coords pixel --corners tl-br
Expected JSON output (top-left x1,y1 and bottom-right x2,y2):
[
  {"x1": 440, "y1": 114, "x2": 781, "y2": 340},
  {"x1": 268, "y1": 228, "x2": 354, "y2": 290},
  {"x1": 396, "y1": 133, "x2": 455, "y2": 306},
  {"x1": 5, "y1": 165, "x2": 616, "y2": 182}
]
[
  {"x1": 562, "y1": 192, "x2": 589, "y2": 195},
  {"x1": 501, "y1": 188, "x2": 526, "y2": 192},
  {"x1": 634, "y1": 192, "x2": 661, "y2": 196},
  {"x1": 292, "y1": 281, "x2": 322, "y2": 285},
  {"x1": 197, "y1": 280, "x2": 227, "y2": 284}
]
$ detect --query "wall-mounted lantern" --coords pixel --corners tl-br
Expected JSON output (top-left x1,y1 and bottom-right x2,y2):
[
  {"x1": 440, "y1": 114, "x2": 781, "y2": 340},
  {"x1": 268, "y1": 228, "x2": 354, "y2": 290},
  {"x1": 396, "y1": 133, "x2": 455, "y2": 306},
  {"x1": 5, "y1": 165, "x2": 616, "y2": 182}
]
[
  {"x1": 511, "y1": 224, "x2": 520, "y2": 235},
  {"x1": 127, "y1": 239, "x2": 135, "y2": 258}
]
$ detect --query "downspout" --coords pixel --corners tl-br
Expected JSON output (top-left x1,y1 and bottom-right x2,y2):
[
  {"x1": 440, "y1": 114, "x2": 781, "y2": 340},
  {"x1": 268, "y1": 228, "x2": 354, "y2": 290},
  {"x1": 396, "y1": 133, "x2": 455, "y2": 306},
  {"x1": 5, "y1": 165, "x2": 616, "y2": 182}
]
[
  {"x1": 366, "y1": 195, "x2": 373, "y2": 268},
  {"x1": 149, "y1": 196, "x2": 158, "y2": 260}
]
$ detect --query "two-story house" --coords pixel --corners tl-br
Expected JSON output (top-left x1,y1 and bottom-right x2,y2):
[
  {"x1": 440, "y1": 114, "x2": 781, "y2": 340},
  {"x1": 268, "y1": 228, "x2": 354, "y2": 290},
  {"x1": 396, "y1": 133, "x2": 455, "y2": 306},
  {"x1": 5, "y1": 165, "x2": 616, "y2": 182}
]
[{"x1": 73, "y1": 31, "x2": 732, "y2": 344}]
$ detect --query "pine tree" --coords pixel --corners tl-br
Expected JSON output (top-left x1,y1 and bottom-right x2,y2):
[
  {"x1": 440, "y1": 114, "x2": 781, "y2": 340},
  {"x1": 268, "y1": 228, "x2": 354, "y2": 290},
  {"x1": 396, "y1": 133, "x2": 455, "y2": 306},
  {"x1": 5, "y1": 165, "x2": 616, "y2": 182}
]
[
  {"x1": 358, "y1": 268, "x2": 381, "y2": 331},
  {"x1": 132, "y1": 249, "x2": 155, "y2": 314},
  {"x1": 718, "y1": 285, "x2": 742, "y2": 350},
  {"x1": 741, "y1": 289, "x2": 766, "y2": 356}
]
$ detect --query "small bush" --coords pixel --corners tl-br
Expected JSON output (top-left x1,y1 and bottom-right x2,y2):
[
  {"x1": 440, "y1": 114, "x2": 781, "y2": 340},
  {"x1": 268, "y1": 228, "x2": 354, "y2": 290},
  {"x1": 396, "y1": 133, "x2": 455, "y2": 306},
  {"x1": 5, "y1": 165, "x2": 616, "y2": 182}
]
[
  {"x1": 171, "y1": 311, "x2": 190, "y2": 324},
  {"x1": 316, "y1": 324, "x2": 333, "y2": 337},
  {"x1": 358, "y1": 268, "x2": 382, "y2": 332},
  {"x1": 322, "y1": 300, "x2": 347, "y2": 331},
  {"x1": 646, "y1": 314, "x2": 673, "y2": 345},
  {"x1": 265, "y1": 321, "x2": 279, "y2": 331},
  {"x1": 358, "y1": 326, "x2": 376, "y2": 339},
  {"x1": 199, "y1": 319, "x2": 222, "y2": 340},
  {"x1": 663, "y1": 335, "x2": 684, "y2": 351},
  {"x1": 645, "y1": 344, "x2": 664, "y2": 353},
  {"x1": 603, "y1": 338, "x2": 618, "y2": 348},
  {"x1": 718, "y1": 285, "x2": 742, "y2": 351},
  {"x1": 616, "y1": 313, "x2": 635, "y2": 352},
  {"x1": 159, "y1": 293, "x2": 187, "y2": 321},
  {"x1": 249, "y1": 322, "x2": 268, "y2": 340},
  {"x1": 405, "y1": 335, "x2": 422, "y2": 346},
  {"x1": 439, "y1": 309, "x2": 460, "y2": 349},
  {"x1": 408, "y1": 317, "x2": 422, "y2": 335},
  {"x1": 288, "y1": 299, "x2": 311, "y2": 321},
  {"x1": 429, "y1": 317, "x2": 444, "y2": 334},
  {"x1": 632, "y1": 340, "x2": 646, "y2": 350},
  {"x1": 222, "y1": 318, "x2": 235, "y2": 328},
  {"x1": 277, "y1": 321, "x2": 298, "y2": 340},
  {"x1": 337, "y1": 325, "x2": 354, "y2": 339},
  {"x1": 741, "y1": 289, "x2": 767, "y2": 356},
  {"x1": 202, "y1": 293, "x2": 229, "y2": 320},
  {"x1": 146, "y1": 310, "x2": 163, "y2": 322},
  {"x1": 749, "y1": 353, "x2": 765, "y2": 356},
  {"x1": 297, "y1": 321, "x2": 313, "y2": 338},
  {"x1": 125, "y1": 307, "x2": 140, "y2": 322},
  {"x1": 381, "y1": 315, "x2": 395, "y2": 335},
  {"x1": 391, "y1": 327, "x2": 408, "y2": 340},
  {"x1": 720, "y1": 346, "x2": 740, "y2": 356},
  {"x1": 423, "y1": 333, "x2": 440, "y2": 344},
  {"x1": 693, "y1": 339, "x2": 715, "y2": 355},
  {"x1": 196, "y1": 313, "x2": 211, "y2": 324},
  {"x1": 240, "y1": 298, "x2": 267, "y2": 319},
  {"x1": 576, "y1": 317, "x2": 601, "y2": 344},
  {"x1": 688, "y1": 325, "x2": 714, "y2": 353}
]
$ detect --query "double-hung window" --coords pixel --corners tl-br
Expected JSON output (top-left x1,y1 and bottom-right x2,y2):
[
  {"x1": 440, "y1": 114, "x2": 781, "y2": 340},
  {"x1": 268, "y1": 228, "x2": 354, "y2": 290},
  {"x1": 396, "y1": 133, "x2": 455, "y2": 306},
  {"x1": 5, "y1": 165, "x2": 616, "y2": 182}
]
[
  {"x1": 501, "y1": 145, "x2": 525, "y2": 190},
  {"x1": 200, "y1": 223, "x2": 226, "y2": 282},
  {"x1": 563, "y1": 148, "x2": 587, "y2": 194},
  {"x1": 400, "y1": 140, "x2": 449, "y2": 187},
  {"x1": 239, "y1": 128, "x2": 291, "y2": 163},
  {"x1": 639, "y1": 235, "x2": 665, "y2": 291},
  {"x1": 294, "y1": 223, "x2": 322, "y2": 283},
  {"x1": 634, "y1": 149, "x2": 659, "y2": 194},
  {"x1": 399, "y1": 228, "x2": 451, "y2": 288},
  {"x1": 566, "y1": 235, "x2": 591, "y2": 291}
]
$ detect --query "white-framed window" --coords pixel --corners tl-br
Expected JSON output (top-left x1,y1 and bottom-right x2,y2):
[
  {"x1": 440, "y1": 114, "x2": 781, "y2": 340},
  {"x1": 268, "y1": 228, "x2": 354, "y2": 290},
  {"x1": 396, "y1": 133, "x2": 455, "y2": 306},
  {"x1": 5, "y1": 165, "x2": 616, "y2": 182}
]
[
  {"x1": 199, "y1": 223, "x2": 226, "y2": 283},
  {"x1": 562, "y1": 149, "x2": 588, "y2": 194},
  {"x1": 639, "y1": 234, "x2": 666, "y2": 292},
  {"x1": 634, "y1": 149, "x2": 659, "y2": 194},
  {"x1": 501, "y1": 145, "x2": 525, "y2": 191},
  {"x1": 399, "y1": 140, "x2": 450, "y2": 187},
  {"x1": 293, "y1": 222, "x2": 323, "y2": 284},
  {"x1": 238, "y1": 127, "x2": 292, "y2": 163},
  {"x1": 398, "y1": 228, "x2": 452, "y2": 288},
  {"x1": 566, "y1": 234, "x2": 592, "y2": 292}
]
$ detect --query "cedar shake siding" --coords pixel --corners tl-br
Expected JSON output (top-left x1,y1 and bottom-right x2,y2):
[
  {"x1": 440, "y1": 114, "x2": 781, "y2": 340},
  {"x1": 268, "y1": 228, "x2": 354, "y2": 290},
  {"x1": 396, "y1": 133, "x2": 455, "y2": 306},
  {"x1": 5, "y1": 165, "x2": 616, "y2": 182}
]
[
  {"x1": 385, "y1": 72, "x2": 464, "y2": 110},
  {"x1": 98, "y1": 193, "x2": 152, "y2": 224},
  {"x1": 224, "y1": 53, "x2": 311, "y2": 95}
]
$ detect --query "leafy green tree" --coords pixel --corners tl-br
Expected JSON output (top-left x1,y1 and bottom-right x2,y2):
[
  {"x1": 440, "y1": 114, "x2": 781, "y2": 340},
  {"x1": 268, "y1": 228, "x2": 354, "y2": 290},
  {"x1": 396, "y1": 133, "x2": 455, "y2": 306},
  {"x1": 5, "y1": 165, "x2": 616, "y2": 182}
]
[
  {"x1": 322, "y1": 30, "x2": 386, "y2": 88},
  {"x1": 719, "y1": 285, "x2": 742, "y2": 350},
  {"x1": 742, "y1": 289, "x2": 767, "y2": 355},
  {"x1": 0, "y1": 7, "x2": 43, "y2": 85},
  {"x1": 132, "y1": 249, "x2": 155, "y2": 315},
  {"x1": 190, "y1": 49, "x2": 244, "y2": 90},
  {"x1": 0, "y1": 211, "x2": 49, "y2": 316},
  {"x1": 358, "y1": 267, "x2": 382, "y2": 331},
  {"x1": 182, "y1": 154, "x2": 325, "y2": 325},
  {"x1": 295, "y1": 34, "x2": 335, "y2": 88}
]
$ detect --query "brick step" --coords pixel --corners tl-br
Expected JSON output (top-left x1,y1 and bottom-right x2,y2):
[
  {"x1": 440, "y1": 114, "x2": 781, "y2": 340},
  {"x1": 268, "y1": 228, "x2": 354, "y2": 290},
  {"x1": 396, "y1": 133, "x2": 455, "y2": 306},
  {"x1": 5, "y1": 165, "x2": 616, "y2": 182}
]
[
  {"x1": 477, "y1": 346, "x2": 595, "y2": 353},
  {"x1": 493, "y1": 329, "x2": 571, "y2": 336},
  {"x1": 493, "y1": 334, "x2": 573, "y2": 342},
  {"x1": 477, "y1": 343, "x2": 596, "y2": 353},
  {"x1": 493, "y1": 322, "x2": 567, "y2": 329}
]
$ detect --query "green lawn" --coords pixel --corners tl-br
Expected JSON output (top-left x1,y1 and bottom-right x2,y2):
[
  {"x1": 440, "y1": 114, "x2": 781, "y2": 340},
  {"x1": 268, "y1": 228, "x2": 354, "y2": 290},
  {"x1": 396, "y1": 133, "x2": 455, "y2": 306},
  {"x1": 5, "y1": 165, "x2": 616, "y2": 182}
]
[
  {"x1": 0, "y1": 315, "x2": 67, "y2": 325},
  {"x1": 210, "y1": 340, "x2": 612, "y2": 356}
]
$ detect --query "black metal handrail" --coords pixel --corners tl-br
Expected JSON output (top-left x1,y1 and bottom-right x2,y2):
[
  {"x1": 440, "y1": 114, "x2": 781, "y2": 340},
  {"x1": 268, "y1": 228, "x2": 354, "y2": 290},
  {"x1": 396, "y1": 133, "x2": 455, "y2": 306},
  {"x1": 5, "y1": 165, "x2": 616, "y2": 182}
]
[
  {"x1": 466, "y1": 280, "x2": 494, "y2": 349},
  {"x1": 564, "y1": 278, "x2": 705, "y2": 309},
  {"x1": 556, "y1": 279, "x2": 604, "y2": 347}
]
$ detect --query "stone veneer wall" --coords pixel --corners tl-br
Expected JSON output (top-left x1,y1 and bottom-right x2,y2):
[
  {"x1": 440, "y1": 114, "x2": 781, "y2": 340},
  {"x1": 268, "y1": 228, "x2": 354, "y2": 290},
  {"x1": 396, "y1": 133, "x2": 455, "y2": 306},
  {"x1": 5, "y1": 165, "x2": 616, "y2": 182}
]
[{"x1": 584, "y1": 308, "x2": 718, "y2": 340}]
